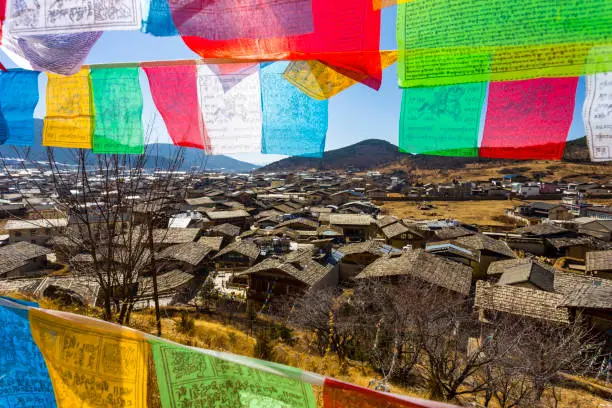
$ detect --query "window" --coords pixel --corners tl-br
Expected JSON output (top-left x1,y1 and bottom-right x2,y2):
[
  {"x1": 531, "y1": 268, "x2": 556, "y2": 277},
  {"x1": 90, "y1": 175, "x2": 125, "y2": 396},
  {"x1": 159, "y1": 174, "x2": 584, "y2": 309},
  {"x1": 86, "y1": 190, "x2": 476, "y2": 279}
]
[
  {"x1": 14, "y1": 231, "x2": 22, "y2": 237},
  {"x1": 30, "y1": 230, "x2": 37, "y2": 236}
]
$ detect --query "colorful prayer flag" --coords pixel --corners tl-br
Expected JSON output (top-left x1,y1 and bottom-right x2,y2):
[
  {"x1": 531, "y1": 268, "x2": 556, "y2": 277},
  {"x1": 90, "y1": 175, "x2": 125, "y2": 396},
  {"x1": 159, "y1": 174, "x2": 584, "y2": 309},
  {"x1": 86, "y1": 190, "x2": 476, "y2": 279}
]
[
  {"x1": 91, "y1": 67, "x2": 145, "y2": 154},
  {"x1": 584, "y1": 73, "x2": 612, "y2": 162},
  {"x1": 143, "y1": 63, "x2": 207, "y2": 150},
  {"x1": 169, "y1": 0, "x2": 314, "y2": 40},
  {"x1": 283, "y1": 51, "x2": 397, "y2": 100},
  {"x1": 149, "y1": 337, "x2": 317, "y2": 408},
  {"x1": 399, "y1": 83, "x2": 486, "y2": 156},
  {"x1": 480, "y1": 77, "x2": 578, "y2": 160},
  {"x1": 0, "y1": 31, "x2": 102, "y2": 75},
  {"x1": 4, "y1": 0, "x2": 141, "y2": 35},
  {"x1": 0, "y1": 69, "x2": 40, "y2": 146},
  {"x1": 397, "y1": 0, "x2": 612, "y2": 87},
  {"x1": 196, "y1": 64, "x2": 262, "y2": 154},
  {"x1": 0, "y1": 298, "x2": 56, "y2": 408},
  {"x1": 43, "y1": 69, "x2": 93, "y2": 149},
  {"x1": 182, "y1": 0, "x2": 381, "y2": 85},
  {"x1": 29, "y1": 308, "x2": 149, "y2": 408},
  {"x1": 141, "y1": 0, "x2": 178, "y2": 36},
  {"x1": 261, "y1": 62, "x2": 328, "y2": 157}
]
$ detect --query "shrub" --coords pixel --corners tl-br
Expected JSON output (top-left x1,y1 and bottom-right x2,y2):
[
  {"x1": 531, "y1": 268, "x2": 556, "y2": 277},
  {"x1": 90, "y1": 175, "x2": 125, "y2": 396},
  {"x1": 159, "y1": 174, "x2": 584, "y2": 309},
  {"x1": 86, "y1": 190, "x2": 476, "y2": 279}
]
[
  {"x1": 254, "y1": 329, "x2": 275, "y2": 361},
  {"x1": 177, "y1": 311, "x2": 195, "y2": 335}
]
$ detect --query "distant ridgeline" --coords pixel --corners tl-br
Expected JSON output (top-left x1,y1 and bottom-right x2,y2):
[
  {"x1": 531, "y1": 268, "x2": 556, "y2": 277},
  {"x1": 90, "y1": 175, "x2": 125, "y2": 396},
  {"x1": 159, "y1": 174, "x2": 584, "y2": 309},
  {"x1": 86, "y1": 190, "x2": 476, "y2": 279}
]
[
  {"x1": 0, "y1": 120, "x2": 259, "y2": 172},
  {"x1": 259, "y1": 137, "x2": 598, "y2": 172}
]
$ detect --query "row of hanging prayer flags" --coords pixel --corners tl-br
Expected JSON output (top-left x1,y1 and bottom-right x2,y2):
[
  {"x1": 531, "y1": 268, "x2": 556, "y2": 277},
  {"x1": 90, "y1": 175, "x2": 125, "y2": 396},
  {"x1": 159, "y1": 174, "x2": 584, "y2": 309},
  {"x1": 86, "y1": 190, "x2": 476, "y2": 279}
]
[
  {"x1": 1, "y1": 0, "x2": 611, "y2": 89},
  {"x1": 0, "y1": 63, "x2": 330, "y2": 156},
  {"x1": 0, "y1": 296, "x2": 455, "y2": 408},
  {"x1": 1, "y1": 66, "x2": 612, "y2": 162}
]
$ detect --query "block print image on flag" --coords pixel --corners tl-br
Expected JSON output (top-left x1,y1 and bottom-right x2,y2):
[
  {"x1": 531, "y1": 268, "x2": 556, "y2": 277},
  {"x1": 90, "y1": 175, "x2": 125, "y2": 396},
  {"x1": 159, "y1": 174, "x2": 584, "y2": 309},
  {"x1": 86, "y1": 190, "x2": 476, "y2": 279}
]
[
  {"x1": 196, "y1": 63, "x2": 262, "y2": 155},
  {"x1": 260, "y1": 62, "x2": 328, "y2": 158},
  {"x1": 149, "y1": 338, "x2": 317, "y2": 408},
  {"x1": 480, "y1": 77, "x2": 578, "y2": 160},
  {"x1": 4, "y1": 0, "x2": 141, "y2": 35},
  {"x1": 29, "y1": 308, "x2": 149, "y2": 408},
  {"x1": 168, "y1": 0, "x2": 314, "y2": 40},
  {"x1": 399, "y1": 83, "x2": 486, "y2": 157},
  {"x1": 43, "y1": 69, "x2": 94, "y2": 149},
  {"x1": 397, "y1": 0, "x2": 612, "y2": 87},
  {"x1": 584, "y1": 73, "x2": 612, "y2": 162}
]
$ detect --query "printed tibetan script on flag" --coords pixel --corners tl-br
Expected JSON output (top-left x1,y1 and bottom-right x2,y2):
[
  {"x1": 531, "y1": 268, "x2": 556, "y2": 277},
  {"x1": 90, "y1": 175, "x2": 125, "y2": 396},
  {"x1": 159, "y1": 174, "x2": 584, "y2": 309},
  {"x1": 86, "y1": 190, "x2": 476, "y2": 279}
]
[
  {"x1": 584, "y1": 73, "x2": 612, "y2": 162},
  {"x1": 5, "y1": 0, "x2": 141, "y2": 35}
]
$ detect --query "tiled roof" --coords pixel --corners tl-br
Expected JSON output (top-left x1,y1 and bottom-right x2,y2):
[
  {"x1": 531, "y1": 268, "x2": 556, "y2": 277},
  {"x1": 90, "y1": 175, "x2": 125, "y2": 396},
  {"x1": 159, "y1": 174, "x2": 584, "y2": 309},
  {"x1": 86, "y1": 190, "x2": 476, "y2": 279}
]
[
  {"x1": 586, "y1": 250, "x2": 612, "y2": 272},
  {"x1": 139, "y1": 269, "x2": 194, "y2": 296},
  {"x1": 434, "y1": 226, "x2": 475, "y2": 241},
  {"x1": 4, "y1": 218, "x2": 68, "y2": 230},
  {"x1": 0, "y1": 242, "x2": 53, "y2": 276},
  {"x1": 213, "y1": 240, "x2": 260, "y2": 261},
  {"x1": 381, "y1": 222, "x2": 411, "y2": 239},
  {"x1": 239, "y1": 256, "x2": 333, "y2": 287},
  {"x1": 338, "y1": 240, "x2": 398, "y2": 256},
  {"x1": 475, "y1": 281, "x2": 569, "y2": 324},
  {"x1": 454, "y1": 234, "x2": 516, "y2": 258},
  {"x1": 329, "y1": 214, "x2": 374, "y2": 226},
  {"x1": 497, "y1": 260, "x2": 556, "y2": 292},
  {"x1": 356, "y1": 250, "x2": 472, "y2": 296},
  {"x1": 276, "y1": 217, "x2": 319, "y2": 230},
  {"x1": 376, "y1": 216, "x2": 399, "y2": 228},
  {"x1": 158, "y1": 242, "x2": 213, "y2": 266},
  {"x1": 553, "y1": 270, "x2": 611, "y2": 295},
  {"x1": 559, "y1": 283, "x2": 612, "y2": 310},
  {"x1": 515, "y1": 224, "x2": 569, "y2": 237},
  {"x1": 210, "y1": 223, "x2": 241, "y2": 237},
  {"x1": 487, "y1": 258, "x2": 533, "y2": 275}
]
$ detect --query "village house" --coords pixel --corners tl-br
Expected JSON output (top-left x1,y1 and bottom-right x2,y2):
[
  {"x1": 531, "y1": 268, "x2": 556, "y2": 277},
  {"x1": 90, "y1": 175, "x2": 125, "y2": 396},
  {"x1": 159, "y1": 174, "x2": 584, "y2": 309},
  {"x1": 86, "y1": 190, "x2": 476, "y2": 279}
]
[
  {"x1": 239, "y1": 255, "x2": 337, "y2": 305},
  {"x1": 0, "y1": 241, "x2": 53, "y2": 279},
  {"x1": 329, "y1": 214, "x2": 376, "y2": 242},
  {"x1": 380, "y1": 221, "x2": 426, "y2": 249},
  {"x1": 336, "y1": 240, "x2": 401, "y2": 281},
  {"x1": 4, "y1": 218, "x2": 68, "y2": 245},
  {"x1": 206, "y1": 223, "x2": 241, "y2": 246},
  {"x1": 578, "y1": 219, "x2": 612, "y2": 241},
  {"x1": 205, "y1": 209, "x2": 252, "y2": 230},
  {"x1": 586, "y1": 250, "x2": 612, "y2": 279},
  {"x1": 213, "y1": 240, "x2": 260, "y2": 273},
  {"x1": 355, "y1": 249, "x2": 472, "y2": 296},
  {"x1": 134, "y1": 269, "x2": 198, "y2": 309},
  {"x1": 157, "y1": 242, "x2": 215, "y2": 276}
]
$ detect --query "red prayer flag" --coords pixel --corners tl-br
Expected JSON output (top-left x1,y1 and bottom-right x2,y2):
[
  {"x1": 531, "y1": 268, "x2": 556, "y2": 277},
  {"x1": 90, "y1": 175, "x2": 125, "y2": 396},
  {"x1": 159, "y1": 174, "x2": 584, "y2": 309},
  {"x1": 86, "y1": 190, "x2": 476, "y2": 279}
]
[
  {"x1": 480, "y1": 77, "x2": 579, "y2": 160},
  {"x1": 143, "y1": 63, "x2": 210, "y2": 150},
  {"x1": 323, "y1": 378, "x2": 458, "y2": 408},
  {"x1": 182, "y1": 0, "x2": 382, "y2": 89},
  {"x1": 0, "y1": 0, "x2": 5, "y2": 44}
]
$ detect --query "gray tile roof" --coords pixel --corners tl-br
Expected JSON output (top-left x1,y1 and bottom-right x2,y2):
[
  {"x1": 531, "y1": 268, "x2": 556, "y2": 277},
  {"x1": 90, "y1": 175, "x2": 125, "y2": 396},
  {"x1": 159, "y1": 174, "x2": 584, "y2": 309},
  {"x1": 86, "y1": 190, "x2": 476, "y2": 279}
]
[
  {"x1": 559, "y1": 283, "x2": 612, "y2": 310},
  {"x1": 205, "y1": 209, "x2": 250, "y2": 220},
  {"x1": 338, "y1": 240, "x2": 398, "y2": 257},
  {"x1": 213, "y1": 240, "x2": 260, "y2": 261},
  {"x1": 198, "y1": 236, "x2": 224, "y2": 252},
  {"x1": 454, "y1": 234, "x2": 516, "y2": 258},
  {"x1": 139, "y1": 269, "x2": 194, "y2": 296},
  {"x1": 276, "y1": 217, "x2": 319, "y2": 230},
  {"x1": 515, "y1": 224, "x2": 569, "y2": 237},
  {"x1": 553, "y1": 270, "x2": 611, "y2": 295},
  {"x1": 158, "y1": 242, "x2": 213, "y2": 266},
  {"x1": 487, "y1": 258, "x2": 533, "y2": 276},
  {"x1": 381, "y1": 222, "x2": 411, "y2": 239},
  {"x1": 210, "y1": 223, "x2": 241, "y2": 237},
  {"x1": 475, "y1": 281, "x2": 570, "y2": 324},
  {"x1": 239, "y1": 256, "x2": 333, "y2": 287},
  {"x1": 434, "y1": 226, "x2": 475, "y2": 241},
  {"x1": 376, "y1": 216, "x2": 399, "y2": 228},
  {"x1": 356, "y1": 250, "x2": 472, "y2": 295},
  {"x1": 0, "y1": 242, "x2": 53, "y2": 276},
  {"x1": 586, "y1": 250, "x2": 612, "y2": 272},
  {"x1": 497, "y1": 261, "x2": 555, "y2": 292}
]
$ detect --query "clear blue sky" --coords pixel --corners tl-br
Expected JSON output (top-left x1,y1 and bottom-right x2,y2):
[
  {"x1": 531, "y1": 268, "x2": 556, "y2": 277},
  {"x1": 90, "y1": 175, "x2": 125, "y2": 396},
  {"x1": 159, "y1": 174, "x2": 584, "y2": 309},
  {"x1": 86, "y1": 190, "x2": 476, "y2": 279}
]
[{"x1": 0, "y1": 6, "x2": 585, "y2": 165}]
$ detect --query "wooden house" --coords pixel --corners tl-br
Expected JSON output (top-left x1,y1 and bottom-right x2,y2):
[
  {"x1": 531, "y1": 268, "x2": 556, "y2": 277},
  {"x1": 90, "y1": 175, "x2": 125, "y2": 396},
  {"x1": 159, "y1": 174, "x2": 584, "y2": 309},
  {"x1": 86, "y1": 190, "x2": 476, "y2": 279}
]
[
  {"x1": 213, "y1": 240, "x2": 260, "y2": 273},
  {"x1": 0, "y1": 241, "x2": 53, "y2": 279}
]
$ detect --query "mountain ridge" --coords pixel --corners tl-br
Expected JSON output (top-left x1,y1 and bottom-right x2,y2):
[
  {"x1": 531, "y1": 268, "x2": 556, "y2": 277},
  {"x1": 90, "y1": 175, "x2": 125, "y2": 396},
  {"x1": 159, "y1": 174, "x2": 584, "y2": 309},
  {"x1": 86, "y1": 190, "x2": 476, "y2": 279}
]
[
  {"x1": 0, "y1": 120, "x2": 259, "y2": 172},
  {"x1": 258, "y1": 137, "x2": 601, "y2": 173}
]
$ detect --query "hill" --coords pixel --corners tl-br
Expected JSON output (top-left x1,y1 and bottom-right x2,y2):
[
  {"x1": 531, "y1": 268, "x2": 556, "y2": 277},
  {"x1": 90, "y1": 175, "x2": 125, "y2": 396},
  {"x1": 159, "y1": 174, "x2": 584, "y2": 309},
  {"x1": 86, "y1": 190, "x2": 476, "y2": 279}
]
[
  {"x1": 0, "y1": 120, "x2": 258, "y2": 172},
  {"x1": 259, "y1": 137, "x2": 609, "y2": 178}
]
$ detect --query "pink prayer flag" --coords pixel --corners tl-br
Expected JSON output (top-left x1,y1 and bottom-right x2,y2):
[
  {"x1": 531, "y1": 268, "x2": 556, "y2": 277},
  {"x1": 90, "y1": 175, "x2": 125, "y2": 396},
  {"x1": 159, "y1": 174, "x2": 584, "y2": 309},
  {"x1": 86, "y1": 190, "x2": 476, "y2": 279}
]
[
  {"x1": 169, "y1": 0, "x2": 314, "y2": 40},
  {"x1": 480, "y1": 77, "x2": 579, "y2": 160},
  {"x1": 143, "y1": 63, "x2": 209, "y2": 150}
]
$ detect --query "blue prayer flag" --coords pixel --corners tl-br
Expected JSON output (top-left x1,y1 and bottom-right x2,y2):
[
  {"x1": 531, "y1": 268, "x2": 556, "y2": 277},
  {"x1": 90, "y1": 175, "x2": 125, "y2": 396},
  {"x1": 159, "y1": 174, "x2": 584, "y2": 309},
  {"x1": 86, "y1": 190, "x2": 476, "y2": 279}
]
[
  {"x1": 0, "y1": 298, "x2": 56, "y2": 408},
  {"x1": 142, "y1": 0, "x2": 178, "y2": 37},
  {"x1": 0, "y1": 70, "x2": 40, "y2": 146},
  {"x1": 260, "y1": 62, "x2": 328, "y2": 158}
]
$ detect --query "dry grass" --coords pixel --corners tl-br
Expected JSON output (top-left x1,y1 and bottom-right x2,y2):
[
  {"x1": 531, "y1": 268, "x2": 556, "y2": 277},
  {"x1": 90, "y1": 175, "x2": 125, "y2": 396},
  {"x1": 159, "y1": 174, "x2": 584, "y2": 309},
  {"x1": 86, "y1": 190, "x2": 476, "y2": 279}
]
[
  {"x1": 380, "y1": 160, "x2": 612, "y2": 184},
  {"x1": 383, "y1": 198, "x2": 530, "y2": 226}
]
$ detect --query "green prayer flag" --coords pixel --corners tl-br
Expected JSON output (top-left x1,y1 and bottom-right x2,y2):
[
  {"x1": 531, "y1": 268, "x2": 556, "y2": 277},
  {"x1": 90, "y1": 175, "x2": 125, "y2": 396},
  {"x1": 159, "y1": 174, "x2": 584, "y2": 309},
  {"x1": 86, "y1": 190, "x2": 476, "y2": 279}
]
[
  {"x1": 399, "y1": 83, "x2": 486, "y2": 156},
  {"x1": 397, "y1": 0, "x2": 612, "y2": 87},
  {"x1": 149, "y1": 338, "x2": 317, "y2": 408},
  {"x1": 91, "y1": 67, "x2": 144, "y2": 154}
]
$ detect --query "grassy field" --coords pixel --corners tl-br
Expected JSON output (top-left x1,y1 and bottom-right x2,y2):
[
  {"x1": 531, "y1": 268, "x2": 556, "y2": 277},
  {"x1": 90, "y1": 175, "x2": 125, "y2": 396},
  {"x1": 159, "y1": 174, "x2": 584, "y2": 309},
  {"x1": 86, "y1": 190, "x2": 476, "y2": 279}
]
[{"x1": 382, "y1": 198, "x2": 526, "y2": 227}]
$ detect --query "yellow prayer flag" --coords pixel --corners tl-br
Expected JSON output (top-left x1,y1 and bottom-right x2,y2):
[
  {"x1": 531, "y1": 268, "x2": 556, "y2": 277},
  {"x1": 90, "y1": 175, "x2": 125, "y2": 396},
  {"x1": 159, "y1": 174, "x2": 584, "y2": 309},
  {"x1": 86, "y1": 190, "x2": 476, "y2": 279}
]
[
  {"x1": 43, "y1": 69, "x2": 94, "y2": 148},
  {"x1": 283, "y1": 51, "x2": 397, "y2": 100},
  {"x1": 29, "y1": 308, "x2": 148, "y2": 408}
]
